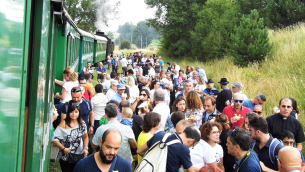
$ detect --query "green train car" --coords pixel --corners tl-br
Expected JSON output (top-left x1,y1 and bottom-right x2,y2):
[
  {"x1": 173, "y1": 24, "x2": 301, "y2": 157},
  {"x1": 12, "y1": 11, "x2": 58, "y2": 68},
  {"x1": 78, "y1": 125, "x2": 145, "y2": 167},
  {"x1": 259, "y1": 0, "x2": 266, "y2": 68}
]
[{"x1": 0, "y1": 0, "x2": 113, "y2": 171}]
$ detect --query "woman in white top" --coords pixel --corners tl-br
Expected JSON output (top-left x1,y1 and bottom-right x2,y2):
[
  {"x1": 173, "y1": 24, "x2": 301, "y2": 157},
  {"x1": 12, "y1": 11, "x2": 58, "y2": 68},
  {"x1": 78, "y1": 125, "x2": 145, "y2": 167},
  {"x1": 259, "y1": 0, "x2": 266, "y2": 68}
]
[
  {"x1": 52, "y1": 104, "x2": 89, "y2": 172},
  {"x1": 125, "y1": 76, "x2": 139, "y2": 103},
  {"x1": 200, "y1": 121, "x2": 224, "y2": 171},
  {"x1": 185, "y1": 91, "x2": 204, "y2": 129},
  {"x1": 54, "y1": 68, "x2": 79, "y2": 103},
  {"x1": 195, "y1": 75, "x2": 207, "y2": 96}
]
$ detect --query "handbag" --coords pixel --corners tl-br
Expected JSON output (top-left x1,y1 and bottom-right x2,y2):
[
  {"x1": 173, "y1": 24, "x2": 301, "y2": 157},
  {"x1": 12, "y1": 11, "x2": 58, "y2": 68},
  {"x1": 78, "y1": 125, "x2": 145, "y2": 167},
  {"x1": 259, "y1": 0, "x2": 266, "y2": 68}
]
[{"x1": 68, "y1": 153, "x2": 84, "y2": 163}]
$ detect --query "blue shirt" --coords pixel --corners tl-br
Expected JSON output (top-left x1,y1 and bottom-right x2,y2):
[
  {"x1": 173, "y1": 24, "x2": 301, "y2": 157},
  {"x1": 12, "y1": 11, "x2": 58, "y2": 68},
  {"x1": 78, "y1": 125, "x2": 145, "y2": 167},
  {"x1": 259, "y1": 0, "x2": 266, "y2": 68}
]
[
  {"x1": 62, "y1": 99, "x2": 92, "y2": 129},
  {"x1": 233, "y1": 150, "x2": 262, "y2": 172},
  {"x1": 73, "y1": 154, "x2": 132, "y2": 172},
  {"x1": 97, "y1": 67, "x2": 106, "y2": 73},
  {"x1": 243, "y1": 99, "x2": 255, "y2": 111},
  {"x1": 159, "y1": 60, "x2": 164, "y2": 70},
  {"x1": 110, "y1": 93, "x2": 123, "y2": 104},
  {"x1": 146, "y1": 132, "x2": 192, "y2": 171}
]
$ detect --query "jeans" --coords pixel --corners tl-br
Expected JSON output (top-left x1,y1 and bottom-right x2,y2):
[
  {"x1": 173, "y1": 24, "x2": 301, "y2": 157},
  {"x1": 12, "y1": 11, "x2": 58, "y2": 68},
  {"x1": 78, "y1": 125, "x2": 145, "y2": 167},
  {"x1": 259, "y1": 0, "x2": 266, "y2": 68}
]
[{"x1": 174, "y1": 78, "x2": 178, "y2": 85}]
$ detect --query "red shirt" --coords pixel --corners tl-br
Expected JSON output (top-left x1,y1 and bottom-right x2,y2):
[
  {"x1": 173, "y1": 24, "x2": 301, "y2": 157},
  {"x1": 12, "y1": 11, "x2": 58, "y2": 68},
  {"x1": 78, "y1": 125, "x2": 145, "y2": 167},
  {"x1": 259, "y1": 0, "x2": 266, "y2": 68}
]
[
  {"x1": 222, "y1": 106, "x2": 251, "y2": 129},
  {"x1": 83, "y1": 89, "x2": 93, "y2": 101}
]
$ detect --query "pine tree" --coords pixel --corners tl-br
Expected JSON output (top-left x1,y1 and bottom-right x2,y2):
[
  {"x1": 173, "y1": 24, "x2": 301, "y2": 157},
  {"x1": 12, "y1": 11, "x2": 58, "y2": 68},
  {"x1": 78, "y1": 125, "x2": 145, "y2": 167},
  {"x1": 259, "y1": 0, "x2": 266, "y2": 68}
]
[{"x1": 230, "y1": 10, "x2": 272, "y2": 67}]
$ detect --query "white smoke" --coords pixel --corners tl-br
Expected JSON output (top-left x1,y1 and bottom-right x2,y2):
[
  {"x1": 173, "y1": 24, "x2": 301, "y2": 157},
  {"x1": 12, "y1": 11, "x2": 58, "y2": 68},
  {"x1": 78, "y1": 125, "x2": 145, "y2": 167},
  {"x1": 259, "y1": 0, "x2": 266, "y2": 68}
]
[{"x1": 95, "y1": 0, "x2": 121, "y2": 33}]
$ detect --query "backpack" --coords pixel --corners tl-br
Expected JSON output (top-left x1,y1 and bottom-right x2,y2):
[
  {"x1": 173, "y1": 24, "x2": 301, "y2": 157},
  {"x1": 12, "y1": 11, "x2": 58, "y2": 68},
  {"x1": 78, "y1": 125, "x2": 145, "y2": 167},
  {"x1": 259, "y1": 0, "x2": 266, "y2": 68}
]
[
  {"x1": 251, "y1": 138, "x2": 283, "y2": 168},
  {"x1": 135, "y1": 133, "x2": 180, "y2": 172},
  {"x1": 112, "y1": 58, "x2": 116, "y2": 65}
]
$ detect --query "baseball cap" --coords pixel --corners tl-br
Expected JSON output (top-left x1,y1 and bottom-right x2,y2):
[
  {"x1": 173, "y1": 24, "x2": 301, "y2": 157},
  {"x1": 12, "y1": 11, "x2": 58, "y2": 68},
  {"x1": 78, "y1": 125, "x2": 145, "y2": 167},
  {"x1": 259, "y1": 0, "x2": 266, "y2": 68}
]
[{"x1": 232, "y1": 82, "x2": 243, "y2": 88}]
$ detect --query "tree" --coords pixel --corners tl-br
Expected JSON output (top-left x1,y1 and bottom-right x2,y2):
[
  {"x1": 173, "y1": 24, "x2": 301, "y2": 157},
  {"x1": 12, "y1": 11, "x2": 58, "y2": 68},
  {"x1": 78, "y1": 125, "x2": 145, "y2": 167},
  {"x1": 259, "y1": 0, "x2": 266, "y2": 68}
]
[
  {"x1": 191, "y1": 0, "x2": 241, "y2": 60},
  {"x1": 264, "y1": 0, "x2": 305, "y2": 28},
  {"x1": 132, "y1": 21, "x2": 153, "y2": 48},
  {"x1": 119, "y1": 40, "x2": 131, "y2": 49},
  {"x1": 235, "y1": 0, "x2": 305, "y2": 28},
  {"x1": 229, "y1": 10, "x2": 272, "y2": 66},
  {"x1": 145, "y1": 0, "x2": 206, "y2": 57},
  {"x1": 107, "y1": 31, "x2": 114, "y2": 40}
]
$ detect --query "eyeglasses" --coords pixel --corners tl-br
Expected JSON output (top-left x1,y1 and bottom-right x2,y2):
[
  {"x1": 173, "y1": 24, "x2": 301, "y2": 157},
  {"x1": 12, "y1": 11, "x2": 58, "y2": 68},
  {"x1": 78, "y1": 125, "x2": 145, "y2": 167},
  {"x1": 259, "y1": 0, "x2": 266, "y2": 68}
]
[
  {"x1": 257, "y1": 98, "x2": 264, "y2": 105},
  {"x1": 283, "y1": 141, "x2": 294, "y2": 145},
  {"x1": 211, "y1": 131, "x2": 221, "y2": 134},
  {"x1": 234, "y1": 99, "x2": 243, "y2": 103},
  {"x1": 140, "y1": 94, "x2": 147, "y2": 97},
  {"x1": 190, "y1": 141, "x2": 198, "y2": 149},
  {"x1": 253, "y1": 111, "x2": 262, "y2": 114},
  {"x1": 71, "y1": 87, "x2": 81, "y2": 92},
  {"x1": 281, "y1": 105, "x2": 292, "y2": 109}
]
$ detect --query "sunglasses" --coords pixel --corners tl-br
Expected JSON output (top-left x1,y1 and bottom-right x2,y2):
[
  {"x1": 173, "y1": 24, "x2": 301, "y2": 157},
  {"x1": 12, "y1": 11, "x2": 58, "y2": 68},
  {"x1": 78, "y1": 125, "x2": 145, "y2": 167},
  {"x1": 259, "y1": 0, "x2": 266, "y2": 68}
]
[
  {"x1": 140, "y1": 94, "x2": 147, "y2": 97},
  {"x1": 71, "y1": 87, "x2": 81, "y2": 92},
  {"x1": 253, "y1": 111, "x2": 262, "y2": 114},
  {"x1": 234, "y1": 99, "x2": 243, "y2": 103},
  {"x1": 69, "y1": 102, "x2": 80, "y2": 107},
  {"x1": 281, "y1": 105, "x2": 292, "y2": 109}
]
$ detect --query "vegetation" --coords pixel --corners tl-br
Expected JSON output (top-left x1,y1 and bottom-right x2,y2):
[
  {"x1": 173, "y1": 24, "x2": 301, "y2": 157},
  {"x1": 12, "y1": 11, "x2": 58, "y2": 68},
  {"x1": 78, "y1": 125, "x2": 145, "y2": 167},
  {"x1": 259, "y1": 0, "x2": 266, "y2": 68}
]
[
  {"x1": 145, "y1": 0, "x2": 305, "y2": 63},
  {"x1": 230, "y1": 10, "x2": 272, "y2": 66},
  {"x1": 119, "y1": 40, "x2": 131, "y2": 50}
]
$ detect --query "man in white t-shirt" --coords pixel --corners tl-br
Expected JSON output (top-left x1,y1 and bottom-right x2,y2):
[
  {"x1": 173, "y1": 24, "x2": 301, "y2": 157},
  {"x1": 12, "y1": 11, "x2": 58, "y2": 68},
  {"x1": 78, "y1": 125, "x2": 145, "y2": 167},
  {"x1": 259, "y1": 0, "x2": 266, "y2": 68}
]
[
  {"x1": 172, "y1": 62, "x2": 181, "y2": 85},
  {"x1": 147, "y1": 63, "x2": 155, "y2": 78},
  {"x1": 120, "y1": 57, "x2": 128, "y2": 76},
  {"x1": 152, "y1": 89, "x2": 170, "y2": 133}
]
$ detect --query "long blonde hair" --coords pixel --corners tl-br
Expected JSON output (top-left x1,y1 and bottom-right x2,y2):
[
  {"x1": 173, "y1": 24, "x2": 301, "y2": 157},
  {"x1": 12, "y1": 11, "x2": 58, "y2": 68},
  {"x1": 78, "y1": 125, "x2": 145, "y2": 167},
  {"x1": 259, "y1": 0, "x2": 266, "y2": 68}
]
[{"x1": 63, "y1": 68, "x2": 78, "y2": 81}]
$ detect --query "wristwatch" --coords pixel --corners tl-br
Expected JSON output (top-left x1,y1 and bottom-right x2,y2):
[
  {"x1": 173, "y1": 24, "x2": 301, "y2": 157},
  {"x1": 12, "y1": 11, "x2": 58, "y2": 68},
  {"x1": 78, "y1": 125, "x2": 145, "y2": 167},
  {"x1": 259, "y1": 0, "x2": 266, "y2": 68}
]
[
  {"x1": 84, "y1": 147, "x2": 88, "y2": 150},
  {"x1": 90, "y1": 125, "x2": 94, "y2": 128}
]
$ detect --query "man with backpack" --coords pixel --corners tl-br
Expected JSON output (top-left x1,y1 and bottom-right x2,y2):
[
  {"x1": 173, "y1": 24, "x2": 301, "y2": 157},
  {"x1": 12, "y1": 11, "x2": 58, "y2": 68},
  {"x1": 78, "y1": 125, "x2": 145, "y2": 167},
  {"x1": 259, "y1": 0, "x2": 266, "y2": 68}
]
[
  {"x1": 137, "y1": 126, "x2": 200, "y2": 172},
  {"x1": 249, "y1": 116, "x2": 284, "y2": 172}
]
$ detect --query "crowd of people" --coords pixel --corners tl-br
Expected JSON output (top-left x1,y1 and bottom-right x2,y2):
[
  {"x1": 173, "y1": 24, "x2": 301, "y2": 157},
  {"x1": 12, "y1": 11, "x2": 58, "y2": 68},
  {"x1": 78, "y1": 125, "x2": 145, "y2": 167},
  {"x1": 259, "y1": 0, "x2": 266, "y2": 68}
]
[{"x1": 51, "y1": 52, "x2": 305, "y2": 172}]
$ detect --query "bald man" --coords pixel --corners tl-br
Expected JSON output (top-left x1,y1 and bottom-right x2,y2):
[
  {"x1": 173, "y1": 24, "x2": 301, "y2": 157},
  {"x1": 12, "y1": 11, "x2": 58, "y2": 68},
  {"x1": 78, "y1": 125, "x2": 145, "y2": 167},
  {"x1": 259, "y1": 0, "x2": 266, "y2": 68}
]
[
  {"x1": 175, "y1": 120, "x2": 192, "y2": 134},
  {"x1": 278, "y1": 146, "x2": 302, "y2": 172},
  {"x1": 222, "y1": 93, "x2": 251, "y2": 129},
  {"x1": 74, "y1": 129, "x2": 132, "y2": 172}
]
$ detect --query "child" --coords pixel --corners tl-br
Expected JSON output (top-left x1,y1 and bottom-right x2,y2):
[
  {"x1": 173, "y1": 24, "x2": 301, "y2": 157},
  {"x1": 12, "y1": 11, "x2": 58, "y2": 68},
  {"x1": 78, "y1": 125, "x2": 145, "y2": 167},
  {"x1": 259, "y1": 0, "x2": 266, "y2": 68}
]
[{"x1": 120, "y1": 107, "x2": 133, "y2": 128}]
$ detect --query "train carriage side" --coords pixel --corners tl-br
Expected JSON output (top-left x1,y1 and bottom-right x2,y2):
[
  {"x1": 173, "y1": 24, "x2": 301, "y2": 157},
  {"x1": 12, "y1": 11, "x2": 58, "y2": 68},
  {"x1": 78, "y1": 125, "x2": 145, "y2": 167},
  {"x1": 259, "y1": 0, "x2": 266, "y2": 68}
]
[
  {"x1": 94, "y1": 35, "x2": 108, "y2": 65},
  {"x1": 54, "y1": 10, "x2": 81, "y2": 95},
  {"x1": 77, "y1": 29, "x2": 95, "y2": 73}
]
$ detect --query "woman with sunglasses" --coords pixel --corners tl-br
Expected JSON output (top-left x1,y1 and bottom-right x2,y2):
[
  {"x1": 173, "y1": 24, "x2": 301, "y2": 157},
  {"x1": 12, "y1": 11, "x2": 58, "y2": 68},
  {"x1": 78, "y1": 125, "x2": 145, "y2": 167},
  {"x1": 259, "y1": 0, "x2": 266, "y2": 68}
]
[
  {"x1": 200, "y1": 121, "x2": 224, "y2": 171},
  {"x1": 215, "y1": 114, "x2": 235, "y2": 172},
  {"x1": 131, "y1": 89, "x2": 152, "y2": 118},
  {"x1": 185, "y1": 91, "x2": 204, "y2": 129},
  {"x1": 52, "y1": 104, "x2": 89, "y2": 172}
]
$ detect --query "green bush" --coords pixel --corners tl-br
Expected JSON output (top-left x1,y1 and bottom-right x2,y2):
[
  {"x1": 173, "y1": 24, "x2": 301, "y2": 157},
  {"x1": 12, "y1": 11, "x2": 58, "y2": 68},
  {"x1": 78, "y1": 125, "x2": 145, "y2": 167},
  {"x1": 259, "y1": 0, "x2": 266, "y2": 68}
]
[
  {"x1": 229, "y1": 10, "x2": 272, "y2": 67},
  {"x1": 191, "y1": 0, "x2": 241, "y2": 61},
  {"x1": 119, "y1": 40, "x2": 131, "y2": 50}
]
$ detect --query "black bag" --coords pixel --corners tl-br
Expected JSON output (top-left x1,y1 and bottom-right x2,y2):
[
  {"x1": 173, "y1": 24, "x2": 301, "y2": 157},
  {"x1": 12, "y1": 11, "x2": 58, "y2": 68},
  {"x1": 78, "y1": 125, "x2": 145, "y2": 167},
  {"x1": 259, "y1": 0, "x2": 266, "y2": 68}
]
[{"x1": 68, "y1": 153, "x2": 84, "y2": 164}]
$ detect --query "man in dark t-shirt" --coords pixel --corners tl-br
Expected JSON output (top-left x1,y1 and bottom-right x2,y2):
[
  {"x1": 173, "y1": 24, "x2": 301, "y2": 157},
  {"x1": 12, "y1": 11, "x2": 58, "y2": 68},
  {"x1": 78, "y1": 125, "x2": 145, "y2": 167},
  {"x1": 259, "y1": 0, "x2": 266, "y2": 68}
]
[
  {"x1": 73, "y1": 129, "x2": 132, "y2": 172},
  {"x1": 216, "y1": 78, "x2": 232, "y2": 112},
  {"x1": 137, "y1": 126, "x2": 200, "y2": 172}
]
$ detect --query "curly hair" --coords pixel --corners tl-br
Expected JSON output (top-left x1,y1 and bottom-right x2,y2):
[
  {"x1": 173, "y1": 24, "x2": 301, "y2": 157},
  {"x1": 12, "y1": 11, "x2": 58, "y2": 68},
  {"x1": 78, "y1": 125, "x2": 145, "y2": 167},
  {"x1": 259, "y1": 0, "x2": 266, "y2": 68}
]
[
  {"x1": 186, "y1": 91, "x2": 203, "y2": 110},
  {"x1": 63, "y1": 68, "x2": 78, "y2": 81},
  {"x1": 186, "y1": 66, "x2": 194, "y2": 73},
  {"x1": 200, "y1": 121, "x2": 222, "y2": 142},
  {"x1": 215, "y1": 113, "x2": 230, "y2": 131},
  {"x1": 172, "y1": 96, "x2": 186, "y2": 112}
]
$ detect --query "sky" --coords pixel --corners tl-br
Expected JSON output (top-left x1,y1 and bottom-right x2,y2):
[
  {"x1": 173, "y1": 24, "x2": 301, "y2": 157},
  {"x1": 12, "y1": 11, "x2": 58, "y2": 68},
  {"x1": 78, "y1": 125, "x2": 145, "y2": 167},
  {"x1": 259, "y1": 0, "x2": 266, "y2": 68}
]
[{"x1": 96, "y1": 0, "x2": 156, "y2": 33}]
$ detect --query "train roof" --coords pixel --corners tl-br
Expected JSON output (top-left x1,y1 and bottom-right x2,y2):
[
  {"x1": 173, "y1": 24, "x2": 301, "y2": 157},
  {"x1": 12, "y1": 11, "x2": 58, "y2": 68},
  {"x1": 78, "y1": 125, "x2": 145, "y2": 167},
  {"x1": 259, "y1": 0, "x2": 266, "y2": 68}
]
[{"x1": 63, "y1": 8, "x2": 107, "y2": 41}]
